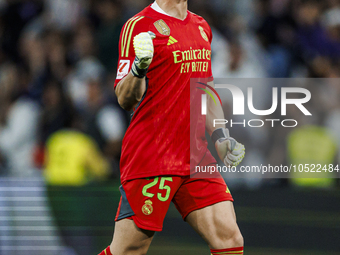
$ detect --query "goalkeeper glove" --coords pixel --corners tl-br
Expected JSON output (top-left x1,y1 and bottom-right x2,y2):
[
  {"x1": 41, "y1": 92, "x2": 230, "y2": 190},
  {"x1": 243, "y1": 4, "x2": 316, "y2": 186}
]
[
  {"x1": 212, "y1": 128, "x2": 245, "y2": 167},
  {"x1": 131, "y1": 31, "x2": 156, "y2": 78}
]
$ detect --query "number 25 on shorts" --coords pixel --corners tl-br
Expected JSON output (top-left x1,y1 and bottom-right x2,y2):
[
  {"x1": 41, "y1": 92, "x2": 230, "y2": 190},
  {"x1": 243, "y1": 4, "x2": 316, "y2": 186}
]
[{"x1": 142, "y1": 177, "x2": 173, "y2": 202}]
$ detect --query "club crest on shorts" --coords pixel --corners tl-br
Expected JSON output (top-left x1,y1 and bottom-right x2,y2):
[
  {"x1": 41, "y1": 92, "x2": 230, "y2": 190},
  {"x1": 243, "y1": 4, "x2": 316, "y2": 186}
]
[
  {"x1": 199, "y1": 26, "x2": 209, "y2": 42},
  {"x1": 142, "y1": 200, "x2": 153, "y2": 215},
  {"x1": 154, "y1": 19, "x2": 170, "y2": 36}
]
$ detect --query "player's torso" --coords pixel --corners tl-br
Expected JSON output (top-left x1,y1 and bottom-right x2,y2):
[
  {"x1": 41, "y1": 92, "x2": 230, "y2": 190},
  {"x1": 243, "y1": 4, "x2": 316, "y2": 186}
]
[{"x1": 119, "y1": 7, "x2": 213, "y2": 180}]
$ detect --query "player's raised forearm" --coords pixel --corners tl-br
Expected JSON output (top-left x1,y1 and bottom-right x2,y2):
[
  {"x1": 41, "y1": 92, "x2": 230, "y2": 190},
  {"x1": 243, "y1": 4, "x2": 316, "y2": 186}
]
[
  {"x1": 115, "y1": 73, "x2": 146, "y2": 111},
  {"x1": 116, "y1": 31, "x2": 155, "y2": 111}
]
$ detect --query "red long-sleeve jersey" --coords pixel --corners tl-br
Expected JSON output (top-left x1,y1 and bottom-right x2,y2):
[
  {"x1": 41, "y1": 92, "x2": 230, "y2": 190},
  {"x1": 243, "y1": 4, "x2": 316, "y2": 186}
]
[{"x1": 114, "y1": 5, "x2": 215, "y2": 182}]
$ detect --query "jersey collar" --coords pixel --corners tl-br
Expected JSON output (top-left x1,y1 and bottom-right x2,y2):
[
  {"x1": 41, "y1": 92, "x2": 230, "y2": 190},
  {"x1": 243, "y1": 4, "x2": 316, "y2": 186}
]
[{"x1": 147, "y1": 4, "x2": 191, "y2": 24}]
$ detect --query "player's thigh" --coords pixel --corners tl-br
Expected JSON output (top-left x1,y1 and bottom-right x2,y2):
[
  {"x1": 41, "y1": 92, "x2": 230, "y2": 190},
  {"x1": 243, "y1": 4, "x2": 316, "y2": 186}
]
[
  {"x1": 172, "y1": 176, "x2": 241, "y2": 248},
  {"x1": 110, "y1": 218, "x2": 154, "y2": 255},
  {"x1": 186, "y1": 201, "x2": 243, "y2": 249}
]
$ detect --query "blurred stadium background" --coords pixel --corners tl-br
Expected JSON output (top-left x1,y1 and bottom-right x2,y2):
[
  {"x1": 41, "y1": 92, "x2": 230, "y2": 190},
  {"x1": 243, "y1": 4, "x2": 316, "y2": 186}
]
[{"x1": 0, "y1": 0, "x2": 339, "y2": 254}]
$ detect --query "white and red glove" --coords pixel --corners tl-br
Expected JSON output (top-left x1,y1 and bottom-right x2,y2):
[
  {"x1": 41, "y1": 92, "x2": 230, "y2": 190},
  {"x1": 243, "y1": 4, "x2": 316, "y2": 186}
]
[
  {"x1": 212, "y1": 128, "x2": 245, "y2": 167},
  {"x1": 131, "y1": 31, "x2": 156, "y2": 78}
]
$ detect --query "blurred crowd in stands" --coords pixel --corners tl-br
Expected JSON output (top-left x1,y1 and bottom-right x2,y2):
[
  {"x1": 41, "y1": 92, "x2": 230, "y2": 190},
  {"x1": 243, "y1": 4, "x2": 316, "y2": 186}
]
[{"x1": 0, "y1": 0, "x2": 339, "y2": 187}]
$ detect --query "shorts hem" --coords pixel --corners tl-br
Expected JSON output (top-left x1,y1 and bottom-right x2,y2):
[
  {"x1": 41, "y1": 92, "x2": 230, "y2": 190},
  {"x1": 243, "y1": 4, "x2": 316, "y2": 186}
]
[
  {"x1": 132, "y1": 216, "x2": 163, "y2": 232},
  {"x1": 114, "y1": 215, "x2": 162, "y2": 232},
  {"x1": 181, "y1": 196, "x2": 234, "y2": 220}
]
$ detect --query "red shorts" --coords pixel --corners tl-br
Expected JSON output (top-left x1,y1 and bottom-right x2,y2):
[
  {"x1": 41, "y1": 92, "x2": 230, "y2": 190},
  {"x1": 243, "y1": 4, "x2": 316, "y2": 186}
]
[{"x1": 115, "y1": 176, "x2": 233, "y2": 231}]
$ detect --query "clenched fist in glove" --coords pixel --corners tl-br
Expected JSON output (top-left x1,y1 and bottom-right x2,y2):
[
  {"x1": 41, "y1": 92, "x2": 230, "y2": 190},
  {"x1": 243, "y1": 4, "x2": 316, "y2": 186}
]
[
  {"x1": 131, "y1": 31, "x2": 156, "y2": 78},
  {"x1": 212, "y1": 128, "x2": 245, "y2": 167}
]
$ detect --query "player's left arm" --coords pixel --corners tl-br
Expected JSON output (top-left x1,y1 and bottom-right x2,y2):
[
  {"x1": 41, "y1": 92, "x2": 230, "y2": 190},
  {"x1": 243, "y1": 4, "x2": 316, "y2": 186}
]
[{"x1": 206, "y1": 81, "x2": 245, "y2": 167}]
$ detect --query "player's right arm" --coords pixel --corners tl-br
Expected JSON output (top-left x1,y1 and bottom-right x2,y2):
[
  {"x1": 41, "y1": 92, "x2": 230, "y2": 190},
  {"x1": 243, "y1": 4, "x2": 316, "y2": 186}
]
[
  {"x1": 115, "y1": 27, "x2": 155, "y2": 111},
  {"x1": 115, "y1": 73, "x2": 146, "y2": 111}
]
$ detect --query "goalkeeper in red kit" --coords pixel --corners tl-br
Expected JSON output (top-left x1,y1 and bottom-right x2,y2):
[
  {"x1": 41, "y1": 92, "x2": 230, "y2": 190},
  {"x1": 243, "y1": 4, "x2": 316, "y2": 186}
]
[{"x1": 99, "y1": 1, "x2": 245, "y2": 254}]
